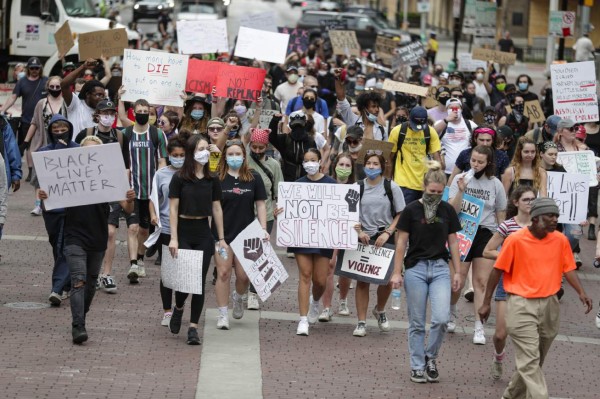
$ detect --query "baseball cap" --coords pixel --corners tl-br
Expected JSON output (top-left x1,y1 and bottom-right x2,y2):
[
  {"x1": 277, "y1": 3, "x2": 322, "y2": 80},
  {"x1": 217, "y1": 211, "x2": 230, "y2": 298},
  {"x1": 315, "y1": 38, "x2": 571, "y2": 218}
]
[
  {"x1": 286, "y1": 65, "x2": 299, "y2": 72},
  {"x1": 27, "y1": 57, "x2": 42, "y2": 68},
  {"x1": 289, "y1": 110, "x2": 306, "y2": 127},
  {"x1": 545, "y1": 115, "x2": 561, "y2": 136},
  {"x1": 346, "y1": 126, "x2": 364, "y2": 140},
  {"x1": 446, "y1": 98, "x2": 463, "y2": 109},
  {"x1": 497, "y1": 125, "x2": 514, "y2": 139},
  {"x1": 557, "y1": 118, "x2": 576, "y2": 130},
  {"x1": 439, "y1": 72, "x2": 449, "y2": 80},
  {"x1": 207, "y1": 117, "x2": 225, "y2": 128},
  {"x1": 63, "y1": 62, "x2": 76, "y2": 71},
  {"x1": 409, "y1": 106, "x2": 428, "y2": 131},
  {"x1": 96, "y1": 99, "x2": 115, "y2": 111}
]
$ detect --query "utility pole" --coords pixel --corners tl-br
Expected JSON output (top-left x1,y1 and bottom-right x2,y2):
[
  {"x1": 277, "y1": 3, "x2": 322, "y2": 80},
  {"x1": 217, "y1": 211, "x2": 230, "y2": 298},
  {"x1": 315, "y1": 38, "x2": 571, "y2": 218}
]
[
  {"x1": 546, "y1": 0, "x2": 559, "y2": 68},
  {"x1": 557, "y1": 0, "x2": 568, "y2": 60},
  {"x1": 452, "y1": 0, "x2": 464, "y2": 65}
]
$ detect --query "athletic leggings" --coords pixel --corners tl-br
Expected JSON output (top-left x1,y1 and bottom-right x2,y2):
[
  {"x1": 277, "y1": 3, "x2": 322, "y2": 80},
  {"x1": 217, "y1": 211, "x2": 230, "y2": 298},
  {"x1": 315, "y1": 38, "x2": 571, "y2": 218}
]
[
  {"x1": 159, "y1": 233, "x2": 173, "y2": 311},
  {"x1": 174, "y1": 218, "x2": 214, "y2": 324}
]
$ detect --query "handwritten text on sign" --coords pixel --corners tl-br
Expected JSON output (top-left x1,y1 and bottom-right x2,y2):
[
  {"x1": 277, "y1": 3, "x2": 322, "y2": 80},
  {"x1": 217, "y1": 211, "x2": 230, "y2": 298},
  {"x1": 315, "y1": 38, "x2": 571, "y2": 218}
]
[
  {"x1": 472, "y1": 48, "x2": 516, "y2": 65},
  {"x1": 335, "y1": 243, "x2": 395, "y2": 285},
  {"x1": 551, "y1": 61, "x2": 599, "y2": 123},
  {"x1": 78, "y1": 28, "x2": 128, "y2": 60},
  {"x1": 556, "y1": 150, "x2": 598, "y2": 187},
  {"x1": 382, "y1": 79, "x2": 429, "y2": 97},
  {"x1": 177, "y1": 19, "x2": 229, "y2": 54},
  {"x1": 329, "y1": 30, "x2": 361, "y2": 57},
  {"x1": 277, "y1": 182, "x2": 360, "y2": 249},
  {"x1": 186, "y1": 59, "x2": 220, "y2": 94},
  {"x1": 230, "y1": 220, "x2": 289, "y2": 302},
  {"x1": 442, "y1": 188, "x2": 484, "y2": 261},
  {"x1": 547, "y1": 171, "x2": 589, "y2": 224},
  {"x1": 214, "y1": 63, "x2": 266, "y2": 102},
  {"x1": 122, "y1": 49, "x2": 189, "y2": 107},
  {"x1": 278, "y1": 27, "x2": 309, "y2": 55},
  {"x1": 161, "y1": 247, "x2": 204, "y2": 295},
  {"x1": 32, "y1": 143, "x2": 129, "y2": 211}
]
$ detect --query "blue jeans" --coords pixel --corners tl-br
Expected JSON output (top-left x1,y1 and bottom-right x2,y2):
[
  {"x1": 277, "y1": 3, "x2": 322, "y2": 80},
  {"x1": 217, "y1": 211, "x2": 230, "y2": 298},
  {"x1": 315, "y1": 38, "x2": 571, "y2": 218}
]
[
  {"x1": 404, "y1": 259, "x2": 451, "y2": 371},
  {"x1": 65, "y1": 244, "x2": 105, "y2": 328},
  {"x1": 42, "y1": 211, "x2": 71, "y2": 294},
  {"x1": 400, "y1": 187, "x2": 423, "y2": 205},
  {"x1": 562, "y1": 224, "x2": 582, "y2": 252}
]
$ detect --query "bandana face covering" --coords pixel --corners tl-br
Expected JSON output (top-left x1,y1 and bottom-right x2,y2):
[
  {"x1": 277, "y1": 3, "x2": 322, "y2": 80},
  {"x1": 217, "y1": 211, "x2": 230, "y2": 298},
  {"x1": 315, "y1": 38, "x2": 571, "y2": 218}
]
[{"x1": 422, "y1": 193, "x2": 442, "y2": 224}]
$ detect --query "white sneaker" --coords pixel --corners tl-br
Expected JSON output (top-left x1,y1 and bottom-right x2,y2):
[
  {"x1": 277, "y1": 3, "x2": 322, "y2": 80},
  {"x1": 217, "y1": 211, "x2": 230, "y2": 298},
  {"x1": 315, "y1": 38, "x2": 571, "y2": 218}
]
[
  {"x1": 473, "y1": 327, "x2": 486, "y2": 345},
  {"x1": 574, "y1": 252, "x2": 582, "y2": 268},
  {"x1": 338, "y1": 299, "x2": 350, "y2": 316},
  {"x1": 491, "y1": 360, "x2": 503, "y2": 380},
  {"x1": 296, "y1": 319, "x2": 309, "y2": 336},
  {"x1": 286, "y1": 252, "x2": 295, "y2": 258},
  {"x1": 318, "y1": 308, "x2": 332, "y2": 322},
  {"x1": 447, "y1": 311, "x2": 458, "y2": 333},
  {"x1": 30, "y1": 205, "x2": 42, "y2": 216},
  {"x1": 247, "y1": 292, "x2": 260, "y2": 310},
  {"x1": 353, "y1": 322, "x2": 367, "y2": 337},
  {"x1": 137, "y1": 260, "x2": 146, "y2": 277},
  {"x1": 232, "y1": 292, "x2": 244, "y2": 319},
  {"x1": 60, "y1": 290, "x2": 70, "y2": 300},
  {"x1": 48, "y1": 292, "x2": 62, "y2": 306},
  {"x1": 372, "y1": 307, "x2": 391, "y2": 332},
  {"x1": 127, "y1": 264, "x2": 140, "y2": 284},
  {"x1": 161, "y1": 311, "x2": 172, "y2": 326},
  {"x1": 307, "y1": 296, "x2": 320, "y2": 324},
  {"x1": 217, "y1": 313, "x2": 230, "y2": 330}
]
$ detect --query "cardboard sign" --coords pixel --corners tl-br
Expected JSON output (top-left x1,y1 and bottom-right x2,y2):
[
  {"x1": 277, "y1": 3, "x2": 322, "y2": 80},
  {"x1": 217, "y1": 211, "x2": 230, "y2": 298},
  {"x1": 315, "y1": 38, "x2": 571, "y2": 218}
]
[
  {"x1": 122, "y1": 49, "x2": 189, "y2": 107},
  {"x1": 458, "y1": 53, "x2": 487, "y2": 72},
  {"x1": 335, "y1": 243, "x2": 395, "y2": 285},
  {"x1": 246, "y1": 108, "x2": 278, "y2": 129},
  {"x1": 32, "y1": 143, "x2": 129, "y2": 211},
  {"x1": 551, "y1": 61, "x2": 599, "y2": 123},
  {"x1": 177, "y1": 19, "x2": 229, "y2": 54},
  {"x1": 356, "y1": 139, "x2": 395, "y2": 165},
  {"x1": 0, "y1": 84, "x2": 22, "y2": 117},
  {"x1": 230, "y1": 220, "x2": 289, "y2": 301},
  {"x1": 392, "y1": 42, "x2": 425, "y2": 69},
  {"x1": 235, "y1": 27, "x2": 289, "y2": 64},
  {"x1": 472, "y1": 48, "x2": 516, "y2": 65},
  {"x1": 214, "y1": 63, "x2": 266, "y2": 102},
  {"x1": 442, "y1": 188, "x2": 485, "y2": 261},
  {"x1": 524, "y1": 100, "x2": 545, "y2": 124},
  {"x1": 54, "y1": 21, "x2": 74, "y2": 56},
  {"x1": 329, "y1": 30, "x2": 361, "y2": 57},
  {"x1": 556, "y1": 150, "x2": 599, "y2": 187},
  {"x1": 240, "y1": 11, "x2": 278, "y2": 32},
  {"x1": 382, "y1": 79, "x2": 429, "y2": 97},
  {"x1": 547, "y1": 171, "x2": 589, "y2": 224},
  {"x1": 277, "y1": 182, "x2": 360, "y2": 249},
  {"x1": 375, "y1": 36, "x2": 397, "y2": 60},
  {"x1": 186, "y1": 59, "x2": 220, "y2": 94},
  {"x1": 278, "y1": 27, "x2": 309, "y2": 55},
  {"x1": 320, "y1": 19, "x2": 348, "y2": 31},
  {"x1": 78, "y1": 28, "x2": 128, "y2": 60},
  {"x1": 161, "y1": 247, "x2": 204, "y2": 295}
]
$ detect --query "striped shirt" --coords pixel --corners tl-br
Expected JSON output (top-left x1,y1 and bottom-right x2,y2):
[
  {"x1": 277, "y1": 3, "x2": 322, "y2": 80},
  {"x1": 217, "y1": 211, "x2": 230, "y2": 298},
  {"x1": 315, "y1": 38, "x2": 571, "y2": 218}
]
[
  {"x1": 497, "y1": 217, "x2": 524, "y2": 238},
  {"x1": 128, "y1": 128, "x2": 167, "y2": 200}
]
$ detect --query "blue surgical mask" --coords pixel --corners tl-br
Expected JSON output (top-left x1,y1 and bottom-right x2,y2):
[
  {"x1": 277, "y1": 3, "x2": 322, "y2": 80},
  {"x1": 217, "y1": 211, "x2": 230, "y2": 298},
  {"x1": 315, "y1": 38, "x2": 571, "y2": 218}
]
[
  {"x1": 17, "y1": 71, "x2": 25, "y2": 80},
  {"x1": 191, "y1": 110, "x2": 204, "y2": 120},
  {"x1": 366, "y1": 112, "x2": 378, "y2": 123},
  {"x1": 518, "y1": 82, "x2": 528, "y2": 91},
  {"x1": 364, "y1": 168, "x2": 382, "y2": 180},
  {"x1": 228, "y1": 130, "x2": 238, "y2": 139},
  {"x1": 226, "y1": 155, "x2": 244, "y2": 170},
  {"x1": 169, "y1": 156, "x2": 184, "y2": 168},
  {"x1": 355, "y1": 85, "x2": 365, "y2": 91}
]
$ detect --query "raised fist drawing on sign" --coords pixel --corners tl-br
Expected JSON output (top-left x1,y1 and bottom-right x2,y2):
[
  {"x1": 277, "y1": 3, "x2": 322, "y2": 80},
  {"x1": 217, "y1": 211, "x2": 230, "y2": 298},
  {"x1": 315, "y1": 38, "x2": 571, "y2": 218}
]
[
  {"x1": 243, "y1": 238, "x2": 264, "y2": 262},
  {"x1": 345, "y1": 189, "x2": 360, "y2": 213}
]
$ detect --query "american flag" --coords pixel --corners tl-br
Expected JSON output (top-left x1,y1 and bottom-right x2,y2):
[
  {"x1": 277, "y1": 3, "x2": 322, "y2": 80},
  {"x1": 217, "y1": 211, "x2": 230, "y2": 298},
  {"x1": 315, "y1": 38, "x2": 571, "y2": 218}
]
[{"x1": 26, "y1": 25, "x2": 39, "y2": 34}]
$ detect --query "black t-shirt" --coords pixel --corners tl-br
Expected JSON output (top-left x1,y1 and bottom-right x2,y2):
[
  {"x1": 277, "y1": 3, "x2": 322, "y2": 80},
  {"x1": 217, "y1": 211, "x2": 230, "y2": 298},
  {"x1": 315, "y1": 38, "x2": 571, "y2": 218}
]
[
  {"x1": 64, "y1": 203, "x2": 110, "y2": 251},
  {"x1": 169, "y1": 174, "x2": 221, "y2": 217},
  {"x1": 498, "y1": 38, "x2": 514, "y2": 53},
  {"x1": 220, "y1": 171, "x2": 267, "y2": 243},
  {"x1": 74, "y1": 127, "x2": 131, "y2": 169},
  {"x1": 14, "y1": 76, "x2": 48, "y2": 123},
  {"x1": 397, "y1": 200, "x2": 461, "y2": 269}
]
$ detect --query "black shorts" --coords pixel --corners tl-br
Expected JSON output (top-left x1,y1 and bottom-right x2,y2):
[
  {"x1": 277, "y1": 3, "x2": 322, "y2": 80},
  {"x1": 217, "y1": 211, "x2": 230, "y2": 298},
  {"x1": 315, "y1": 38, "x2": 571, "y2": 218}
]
[
  {"x1": 107, "y1": 200, "x2": 150, "y2": 229},
  {"x1": 463, "y1": 227, "x2": 493, "y2": 263}
]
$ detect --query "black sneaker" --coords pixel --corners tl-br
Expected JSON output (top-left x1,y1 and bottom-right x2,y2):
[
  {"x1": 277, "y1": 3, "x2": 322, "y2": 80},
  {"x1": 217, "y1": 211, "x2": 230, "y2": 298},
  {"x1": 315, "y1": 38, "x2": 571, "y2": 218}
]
[
  {"x1": 425, "y1": 358, "x2": 439, "y2": 382},
  {"x1": 187, "y1": 327, "x2": 201, "y2": 345},
  {"x1": 169, "y1": 307, "x2": 184, "y2": 334},
  {"x1": 145, "y1": 244, "x2": 158, "y2": 258},
  {"x1": 410, "y1": 369, "x2": 427, "y2": 383},
  {"x1": 72, "y1": 325, "x2": 88, "y2": 344}
]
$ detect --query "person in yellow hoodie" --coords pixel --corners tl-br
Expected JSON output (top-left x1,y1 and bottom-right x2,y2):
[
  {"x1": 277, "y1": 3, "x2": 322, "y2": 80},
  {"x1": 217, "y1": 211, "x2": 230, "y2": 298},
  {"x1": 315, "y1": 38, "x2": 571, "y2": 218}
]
[{"x1": 426, "y1": 32, "x2": 439, "y2": 66}]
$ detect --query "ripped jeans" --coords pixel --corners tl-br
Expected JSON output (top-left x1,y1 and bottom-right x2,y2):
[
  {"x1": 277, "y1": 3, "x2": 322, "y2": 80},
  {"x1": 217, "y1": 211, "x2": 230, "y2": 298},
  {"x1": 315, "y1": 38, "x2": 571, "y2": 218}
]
[
  {"x1": 64, "y1": 245, "x2": 105, "y2": 327},
  {"x1": 562, "y1": 224, "x2": 583, "y2": 252}
]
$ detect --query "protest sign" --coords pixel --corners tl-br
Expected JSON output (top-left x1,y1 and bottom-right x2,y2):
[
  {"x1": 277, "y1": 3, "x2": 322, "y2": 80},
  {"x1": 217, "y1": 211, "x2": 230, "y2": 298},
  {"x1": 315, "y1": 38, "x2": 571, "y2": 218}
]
[
  {"x1": 235, "y1": 27, "x2": 289, "y2": 64},
  {"x1": 278, "y1": 27, "x2": 309, "y2": 55},
  {"x1": 214, "y1": 63, "x2": 266, "y2": 102},
  {"x1": 556, "y1": 150, "x2": 599, "y2": 187},
  {"x1": 458, "y1": 53, "x2": 487, "y2": 72},
  {"x1": 375, "y1": 36, "x2": 397, "y2": 61},
  {"x1": 230, "y1": 220, "x2": 289, "y2": 302},
  {"x1": 177, "y1": 19, "x2": 229, "y2": 54},
  {"x1": 54, "y1": 21, "x2": 74, "y2": 56},
  {"x1": 122, "y1": 49, "x2": 188, "y2": 107},
  {"x1": 549, "y1": 11, "x2": 576, "y2": 37},
  {"x1": 356, "y1": 139, "x2": 395, "y2": 165},
  {"x1": 277, "y1": 182, "x2": 360, "y2": 249},
  {"x1": 329, "y1": 30, "x2": 361, "y2": 57},
  {"x1": 240, "y1": 11, "x2": 278, "y2": 32},
  {"x1": 392, "y1": 42, "x2": 425, "y2": 69},
  {"x1": 78, "y1": 28, "x2": 128, "y2": 60},
  {"x1": 472, "y1": 48, "x2": 516, "y2": 65},
  {"x1": 462, "y1": 0, "x2": 477, "y2": 34},
  {"x1": 546, "y1": 171, "x2": 589, "y2": 224},
  {"x1": 382, "y1": 79, "x2": 429, "y2": 97},
  {"x1": 442, "y1": 188, "x2": 484, "y2": 261},
  {"x1": 0, "y1": 84, "x2": 22, "y2": 117},
  {"x1": 320, "y1": 19, "x2": 348, "y2": 31},
  {"x1": 335, "y1": 243, "x2": 395, "y2": 285},
  {"x1": 551, "y1": 61, "x2": 599, "y2": 123},
  {"x1": 161, "y1": 247, "x2": 204, "y2": 295},
  {"x1": 32, "y1": 143, "x2": 129, "y2": 211},
  {"x1": 246, "y1": 108, "x2": 278, "y2": 129},
  {"x1": 186, "y1": 59, "x2": 220, "y2": 94},
  {"x1": 524, "y1": 100, "x2": 545, "y2": 124}
]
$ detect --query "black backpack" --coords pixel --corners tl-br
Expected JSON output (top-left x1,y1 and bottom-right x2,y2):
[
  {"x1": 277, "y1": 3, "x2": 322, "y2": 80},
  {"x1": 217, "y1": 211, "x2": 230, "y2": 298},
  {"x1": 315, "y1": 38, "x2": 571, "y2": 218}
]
[
  {"x1": 357, "y1": 178, "x2": 396, "y2": 218},
  {"x1": 395, "y1": 122, "x2": 431, "y2": 164}
]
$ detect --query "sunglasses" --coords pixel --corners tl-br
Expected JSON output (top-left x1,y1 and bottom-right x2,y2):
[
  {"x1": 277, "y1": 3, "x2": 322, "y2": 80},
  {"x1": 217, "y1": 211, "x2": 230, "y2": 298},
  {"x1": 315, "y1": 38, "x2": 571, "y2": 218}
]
[
  {"x1": 567, "y1": 127, "x2": 577, "y2": 132},
  {"x1": 208, "y1": 126, "x2": 224, "y2": 132},
  {"x1": 366, "y1": 149, "x2": 383, "y2": 155},
  {"x1": 225, "y1": 139, "x2": 243, "y2": 147},
  {"x1": 346, "y1": 139, "x2": 360, "y2": 145}
]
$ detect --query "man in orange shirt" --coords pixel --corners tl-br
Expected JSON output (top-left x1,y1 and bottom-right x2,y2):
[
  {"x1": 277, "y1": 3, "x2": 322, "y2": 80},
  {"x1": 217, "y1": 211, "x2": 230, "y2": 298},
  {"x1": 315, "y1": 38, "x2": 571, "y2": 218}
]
[{"x1": 479, "y1": 198, "x2": 592, "y2": 399}]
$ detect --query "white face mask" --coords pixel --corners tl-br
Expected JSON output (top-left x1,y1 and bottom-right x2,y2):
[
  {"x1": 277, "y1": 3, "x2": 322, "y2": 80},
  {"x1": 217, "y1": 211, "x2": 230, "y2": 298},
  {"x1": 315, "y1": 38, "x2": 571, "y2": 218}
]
[
  {"x1": 476, "y1": 73, "x2": 484, "y2": 81},
  {"x1": 348, "y1": 143, "x2": 362, "y2": 153},
  {"x1": 99, "y1": 114, "x2": 115, "y2": 127},
  {"x1": 194, "y1": 149, "x2": 210, "y2": 165},
  {"x1": 303, "y1": 161, "x2": 320, "y2": 176}
]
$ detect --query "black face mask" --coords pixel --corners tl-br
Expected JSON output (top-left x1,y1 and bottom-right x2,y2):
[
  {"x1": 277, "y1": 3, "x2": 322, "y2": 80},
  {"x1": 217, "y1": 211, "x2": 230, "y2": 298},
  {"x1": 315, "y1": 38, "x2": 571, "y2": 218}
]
[
  {"x1": 290, "y1": 125, "x2": 308, "y2": 141},
  {"x1": 135, "y1": 113, "x2": 149, "y2": 125},
  {"x1": 474, "y1": 168, "x2": 486, "y2": 179},
  {"x1": 250, "y1": 151, "x2": 264, "y2": 162},
  {"x1": 513, "y1": 103, "x2": 525, "y2": 114},
  {"x1": 307, "y1": 50, "x2": 316, "y2": 58},
  {"x1": 438, "y1": 96, "x2": 449, "y2": 106},
  {"x1": 53, "y1": 132, "x2": 70, "y2": 145},
  {"x1": 48, "y1": 89, "x2": 62, "y2": 98},
  {"x1": 303, "y1": 98, "x2": 316, "y2": 109}
]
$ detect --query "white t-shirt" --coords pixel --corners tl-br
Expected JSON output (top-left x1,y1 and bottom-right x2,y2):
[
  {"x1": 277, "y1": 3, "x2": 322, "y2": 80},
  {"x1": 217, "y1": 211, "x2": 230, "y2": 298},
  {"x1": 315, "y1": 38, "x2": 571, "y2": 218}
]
[
  {"x1": 441, "y1": 118, "x2": 476, "y2": 174},
  {"x1": 274, "y1": 81, "x2": 303, "y2": 110},
  {"x1": 67, "y1": 96, "x2": 95, "y2": 135},
  {"x1": 310, "y1": 111, "x2": 325, "y2": 136},
  {"x1": 473, "y1": 81, "x2": 491, "y2": 107}
]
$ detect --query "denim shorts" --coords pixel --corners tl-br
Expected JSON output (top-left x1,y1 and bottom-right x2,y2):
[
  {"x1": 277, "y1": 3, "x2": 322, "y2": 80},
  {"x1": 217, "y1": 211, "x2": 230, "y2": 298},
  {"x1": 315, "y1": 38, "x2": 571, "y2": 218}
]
[{"x1": 494, "y1": 272, "x2": 507, "y2": 301}]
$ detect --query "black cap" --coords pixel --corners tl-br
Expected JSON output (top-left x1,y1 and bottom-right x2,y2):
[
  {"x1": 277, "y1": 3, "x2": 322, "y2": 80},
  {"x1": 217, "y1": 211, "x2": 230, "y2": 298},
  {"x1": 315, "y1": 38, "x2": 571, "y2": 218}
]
[
  {"x1": 27, "y1": 57, "x2": 42, "y2": 68},
  {"x1": 346, "y1": 126, "x2": 363, "y2": 139},
  {"x1": 96, "y1": 99, "x2": 116, "y2": 111},
  {"x1": 436, "y1": 86, "x2": 450, "y2": 98}
]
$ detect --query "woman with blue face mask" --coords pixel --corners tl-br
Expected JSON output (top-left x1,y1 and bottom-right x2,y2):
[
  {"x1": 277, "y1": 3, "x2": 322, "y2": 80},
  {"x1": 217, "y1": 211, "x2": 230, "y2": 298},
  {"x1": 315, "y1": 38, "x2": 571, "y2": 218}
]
[
  {"x1": 214, "y1": 140, "x2": 268, "y2": 331},
  {"x1": 351, "y1": 152, "x2": 406, "y2": 337},
  {"x1": 181, "y1": 97, "x2": 209, "y2": 135},
  {"x1": 149, "y1": 134, "x2": 188, "y2": 329}
]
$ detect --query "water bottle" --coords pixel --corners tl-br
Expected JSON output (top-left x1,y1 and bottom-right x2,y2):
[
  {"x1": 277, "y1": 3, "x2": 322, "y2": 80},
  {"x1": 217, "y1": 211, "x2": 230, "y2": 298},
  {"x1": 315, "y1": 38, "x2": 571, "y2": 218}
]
[
  {"x1": 391, "y1": 289, "x2": 402, "y2": 310},
  {"x1": 217, "y1": 244, "x2": 228, "y2": 260},
  {"x1": 462, "y1": 169, "x2": 475, "y2": 185},
  {"x1": 594, "y1": 259, "x2": 600, "y2": 268}
]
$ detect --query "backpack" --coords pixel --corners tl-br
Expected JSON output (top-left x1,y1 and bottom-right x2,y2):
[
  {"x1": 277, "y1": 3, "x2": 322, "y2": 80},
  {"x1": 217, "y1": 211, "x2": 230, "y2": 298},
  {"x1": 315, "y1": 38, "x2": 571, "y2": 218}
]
[
  {"x1": 357, "y1": 178, "x2": 396, "y2": 218},
  {"x1": 395, "y1": 122, "x2": 431, "y2": 164},
  {"x1": 84, "y1": 126, "x2": 123, "y2": 147},
  {"x1": 123, "y1": 125, "x2": 161, "y2": 149},
  {"x1": 251, "y1": 156, "x2": 276, "y2": 201},
  {"x1": 440, "y1": 118, "x2": 474, "y2": 141}
]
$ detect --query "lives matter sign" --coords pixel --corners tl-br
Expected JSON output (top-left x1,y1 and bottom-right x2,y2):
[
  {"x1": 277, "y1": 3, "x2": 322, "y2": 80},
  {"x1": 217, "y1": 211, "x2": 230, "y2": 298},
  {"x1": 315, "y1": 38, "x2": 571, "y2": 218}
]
[
  {"x1": 32, "y1": 143, "x2": 130, "y2": 211},
  {"x1": 443, "y1": 188, "x2": 484, "y2": 261},
  {"x1": 335, "y1": 243, "x2": 395, "y2": 285},
  {"x1": 277, "y1": 182, "x2": 360, "y2": 249},
  {"x1": 551, "y1": 61, "x2": 599, "y2": 123},
  {"x1": 547, "y1": 171, "x2": 589, "y2": 224}
]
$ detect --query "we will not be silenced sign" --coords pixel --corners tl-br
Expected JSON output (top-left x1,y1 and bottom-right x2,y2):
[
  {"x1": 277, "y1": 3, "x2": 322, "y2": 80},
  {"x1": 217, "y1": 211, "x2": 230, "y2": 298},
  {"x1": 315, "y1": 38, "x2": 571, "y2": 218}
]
[{"x1": 32, "y1": 143, "x2": 130, "y2": 210}]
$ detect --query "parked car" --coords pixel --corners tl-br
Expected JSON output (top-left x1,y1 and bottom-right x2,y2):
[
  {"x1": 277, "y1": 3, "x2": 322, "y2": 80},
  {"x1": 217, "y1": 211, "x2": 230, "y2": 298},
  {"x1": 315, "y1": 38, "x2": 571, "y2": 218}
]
[
  {"x1": 303, "y1": 1, "x2": 344, "y2": 11},
  {"x1": 176, "y1": 0, "x2": 227, "y2": 20},
  {"x1": 133, "y1": 0, "x2": 174, "y2": 21}
]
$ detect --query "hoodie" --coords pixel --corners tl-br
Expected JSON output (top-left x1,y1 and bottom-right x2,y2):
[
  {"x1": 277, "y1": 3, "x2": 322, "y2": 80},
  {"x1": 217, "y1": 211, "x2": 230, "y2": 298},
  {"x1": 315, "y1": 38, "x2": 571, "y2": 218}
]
[{"x1": 1, "y1": 116, "x2": 21, "y2": 185}]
